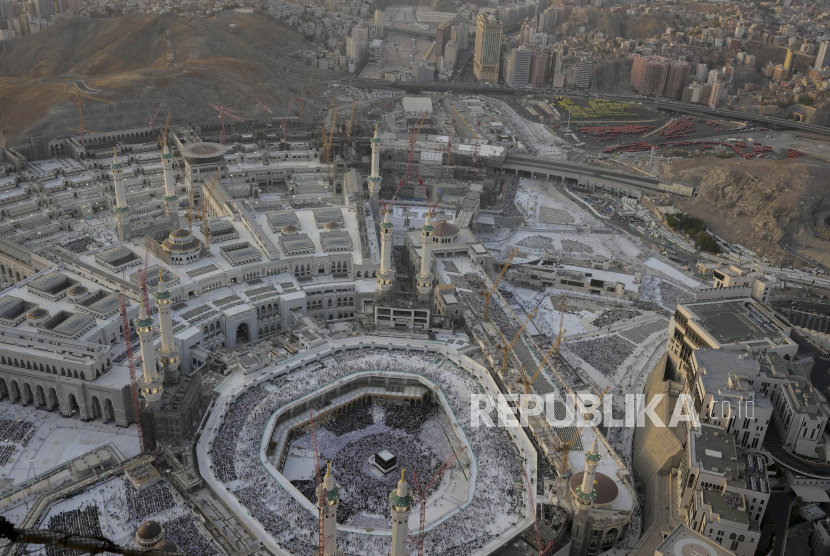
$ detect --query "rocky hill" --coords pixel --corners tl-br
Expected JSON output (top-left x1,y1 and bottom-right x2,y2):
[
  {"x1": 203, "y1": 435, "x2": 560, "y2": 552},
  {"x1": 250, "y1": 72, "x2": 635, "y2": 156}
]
[
  {"x1": 0, "y1": 12, "x2": 327, "y2": 141},
  {"x1": 661, "y1": 157, "x2": 830, "y2": 267}
]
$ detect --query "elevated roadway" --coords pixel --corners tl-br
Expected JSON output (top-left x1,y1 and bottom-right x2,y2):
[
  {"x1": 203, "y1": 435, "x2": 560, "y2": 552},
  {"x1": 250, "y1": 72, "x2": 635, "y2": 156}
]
[
  {"x1": 342, "y1": 78, "x2": 830, "y2": 136},
  {"x1": 500, "y1": 154, "x2": 667, "y2": 195}
]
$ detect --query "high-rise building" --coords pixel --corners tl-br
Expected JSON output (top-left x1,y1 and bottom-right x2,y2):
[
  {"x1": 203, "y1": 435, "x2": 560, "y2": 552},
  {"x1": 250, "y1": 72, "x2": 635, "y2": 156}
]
[
  {"x1": 575, "y1": 55, "x2": 592, "y2": 89},
  {"x1": 473, "y1": 13, "x2": 503, "y2": 83},
  {"x1": 815, "y1": 40, "x2": 830, "y2": 70},
  {"x1": 665, "y1": 61, "x2": 690, "y2": 100},
  {"x1": 630, "y1": 56, "x2": 668, "y2": 96},
  {"x1": 435, "y1": 21, "x2": 451, "y2": 57},
  {"x1": 695, "y1": 62, "x2": 709, "y2": 82},
  {"x1": 553, "y1": 48, "x2": 564, "y2": 73},
  {"x1": 374, "y1": 9, "x2": 384, "y2": 38},
  {"x1": 529, "y1": 49, "x2": 550, "y2": 87},
  {"x1": 504, "y1": 46, "x2": 532, "y2": 86},
  {"x1": 783, "y1": 48, "x2": 795, "y2": 77},
  {"x1": 519, "y1": 18, "x2": 532, "y2": 45},
  {"x1": 451, "y1": 24, "x2": 468, "y2": 50},
  {"x1": 708, "y1": 80, "x2": 723, "y2": 108}
]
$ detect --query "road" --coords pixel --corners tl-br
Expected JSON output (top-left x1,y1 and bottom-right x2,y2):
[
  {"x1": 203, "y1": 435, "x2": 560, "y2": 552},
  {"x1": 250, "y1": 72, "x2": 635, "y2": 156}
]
[
  {"x1": 500, "y1": 154, "x2": 663, "y2": 192},
  {"x1": 341, "y1": 78, "x2": 830, "y2": 136},
  {"x1": 757, "y1": 492, "x2": 792, "y2": 556}
]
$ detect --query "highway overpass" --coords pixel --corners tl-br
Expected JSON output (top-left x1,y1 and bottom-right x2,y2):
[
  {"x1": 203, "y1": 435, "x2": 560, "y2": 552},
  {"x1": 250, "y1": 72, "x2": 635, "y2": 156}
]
[
  {"x1": 499, "y1": 154, "x2": 692, "y2": 197},
  {"x1": 343, "y1": 79, "x2": 830, "y2": 136}
]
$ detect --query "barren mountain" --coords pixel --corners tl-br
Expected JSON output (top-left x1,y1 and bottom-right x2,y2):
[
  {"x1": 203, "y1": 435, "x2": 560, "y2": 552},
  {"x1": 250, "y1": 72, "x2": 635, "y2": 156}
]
[
  {"x1": 661, "y1": 157, "x2": 830, "y2": 267},
  {"x1": 0, "y1": 12, "x2": 327, "y2": 141}
]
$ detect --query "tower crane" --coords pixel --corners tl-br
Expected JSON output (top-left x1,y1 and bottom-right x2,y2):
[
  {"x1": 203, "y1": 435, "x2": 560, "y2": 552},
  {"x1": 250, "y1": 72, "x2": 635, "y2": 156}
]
[
  {"x1": 158, "y1": 112, "x2": 171, "y2": 149},
  {"x1": 256, "y1": 99, "x2": 273, "y2": 115},
  {"x1": 346, "y1": 98, "x2": 357, "y2": 143},
  {"x1": 281, "y1": 95, "x2": 295, "y2": 145},
  {"x1": 552, "y1": 295, "x2": 567, "y2": 368},
  {"x1": 208, "y1": 102, "x2": 242, "y2": 145},
  {"x1": 308, "y1": 412, "x2": 332, "y2": 556},
  {"x1": 64, "y1": 85, "x2": 116, "y2": 148},
  {"x1": 410, "y1": 448, "x2": 467, "y2": 556},
  {"x1": 555, "y1": 386, "x2": 609, "y2": 477},
  {"x1": 148, "y1": 103, "x2": 164, "y2": 128},
  {"x1": 517, "y1": 339, "x2": 560, "y2": 395},
  {"x1": 188, "y1": 173, "x2": 220, "y2": 253},
  {"x1": 522, "y1": 467, "x2": 557, "y2": 555},
  {"x1": 326, "y1": 108, "x2": 338, "y2": 183},
  {"x1": 495, "y1": 307, "x2": 538, "y2": 377},
  {"x1": 445, "y1": 127, "x2": 453, "y2": 176},
  {"x1": 481, "y1": 247, "x2": 518, "y2": 319},
  {"x1": 119, "y1": 271, "x2": 143, "y2": 452},
  {"x1": 299, "y1": 68, "x2": 317, "y2": 119}
]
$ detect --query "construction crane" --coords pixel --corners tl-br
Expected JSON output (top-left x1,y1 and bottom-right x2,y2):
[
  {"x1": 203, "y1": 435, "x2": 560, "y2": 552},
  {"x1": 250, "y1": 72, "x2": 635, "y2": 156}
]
[
  {"x1": 395, "y1": 110, "x2": 429, "y2": 197},
  {"x1": 308, "y1": 412, "x2": 332, "y2": 556},
  {"x1": 158, "y1": 112, "x2": 171, "y2": 150},
  {"x1": 346, "y1": 98, "x2": 357, "y2": 143},
  {"x1": 552, "y1": 295, "x2": 567, "y2": 369},
  {"x1": 148, "y1": 103, "x2": 164, "y2": 128},
  {"x1": 208, "y1": 102, "x2": 243, "y2": 145},
  {"x1": 411, "y1": 448, "x2": 467, "y2": 556},
  {"x1": 299, "y1": 68, "x2": 317, "y2": 119},
  {"x1": 517, "y1": 340, "x2": 560, "y2": 395},
  {"x1": 445, "y1": 127, "x2": 453, "y2": 176},
  {"x1": 556, "y1": 386, "x2": 609, "y2": 477},
  {"x1": 64, "y1": 85, "x2": 116, "y2": 148},
  {"x1": 138, "y1": 248, "x2": 150, "y2": 310},
  {"x1": 495, "y1": 307, "x2": 538, "y2": 377},
  {"x1": 326, "y1": 108, "x2": 338, "y2": 183},
  {"x1": 522, "y1": 467, "x2": 557, "y2": 556},
  {"x1": 481, "y1": 247, "x2": 518, "y2": 319},
  {"x1": 281, "y1": 95, "x2": 295, "y2": 145},
  {"x1": 188, "y1": 173, "x2": 220, "y2": 253},
  {"x1": 256, "y1": 99, "x2": 273, "y2": 116},
  {"x1": 119, "y1": 271, "x2": 143, "y2": 452}
]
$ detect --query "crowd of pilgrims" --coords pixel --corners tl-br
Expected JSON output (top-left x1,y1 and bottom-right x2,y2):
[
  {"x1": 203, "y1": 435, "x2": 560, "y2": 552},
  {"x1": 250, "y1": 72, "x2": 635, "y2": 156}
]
[
  {"x1": 44, "y1": 505, "x2": 102, "y2": 556},
  {"x1": 569, "y1": 335, "x2": 636, "y2": 376},
  {"x1": 289, "y1": 403, "x2": 447, "y2": 528},
  {"x1": 209, "y1": 348, "x2": 526, "y2": 555},
  {"x1": 123, "y1": 482, "x2": 176, "y2": 521}
]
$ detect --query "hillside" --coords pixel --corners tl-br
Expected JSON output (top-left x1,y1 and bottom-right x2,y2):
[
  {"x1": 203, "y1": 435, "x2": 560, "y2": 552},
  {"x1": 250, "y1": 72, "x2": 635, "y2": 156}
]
[
  {"x1": 0, "y1": 12, "x2": 327, "y2": 140},
  {"x1": 660, "y1": 157, "x2": 830, "y2": 267}
]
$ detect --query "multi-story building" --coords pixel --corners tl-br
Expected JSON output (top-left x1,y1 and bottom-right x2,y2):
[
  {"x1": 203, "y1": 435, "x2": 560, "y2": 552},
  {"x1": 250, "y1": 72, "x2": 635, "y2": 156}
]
[
  {"x1": 630, "y1": 56, "x2": 688, "y2": 99},
  {"x1": 473, "y1": 13, "x2": 503, "y2": 83},
  {"x1": 435, "y1": 21, "x2": 451, "y2": 57},
  {"x1": 817, "y1": 41, "x2": 830, "y2": 71},
  {"x1": 666, "y1": 296, "x2": 798, "y2": 383},
  {"x1": 677, "y1": 423, "x2": 767, "y2": 556},
  {"x1": 784, "y1": 48, "x2": 796, "y2": 77},
  {"x1": 529, "y1": 49, "x2": 550, "y2": 87},
  {"x1": 451, "y1": 24, "x2": 468, "y2": 50},
  {"x1": 575, "y1": 54, "x2": 592, "y2": 89},
  {"x1": 708, "y1": 80, "x2": 724, "y2": 107},
  {"x1": 504, "y1": 46, "x2": 532, "y2": 87}
]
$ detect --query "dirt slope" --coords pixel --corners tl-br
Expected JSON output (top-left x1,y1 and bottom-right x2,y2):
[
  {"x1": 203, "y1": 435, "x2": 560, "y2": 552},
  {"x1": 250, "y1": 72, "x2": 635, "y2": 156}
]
[
  {"x1": 0, "y1": 12, "x2": 326, "y2": 140},
  {"x1": 661, "y1": 157, "x2": 830, "y2": 266}
]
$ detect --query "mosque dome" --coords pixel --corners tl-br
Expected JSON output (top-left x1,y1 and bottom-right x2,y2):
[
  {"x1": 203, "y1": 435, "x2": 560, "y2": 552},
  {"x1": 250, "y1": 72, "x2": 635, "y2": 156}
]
[
  {"x1": 135, "y1": 520, "x2": 165, "y2": 548},
  {"x1": 153, "y1": 540, "x2": 179, "y2": 553}
]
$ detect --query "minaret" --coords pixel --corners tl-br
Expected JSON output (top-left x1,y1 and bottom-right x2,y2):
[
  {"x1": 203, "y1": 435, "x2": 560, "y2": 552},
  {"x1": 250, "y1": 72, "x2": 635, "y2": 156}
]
[
  {"x1": 154, "y1": 272, "x2": 180, "y2": 384},
  {"x1": 415, "y1": 213, "x2": 435, "y2": 305},
  {"x1": 111, "y1": 148, "x2": 132, "y2": 241},
  {"x1": 161, "y1": 145, "x2": 180, "y2": 228},
  {"x1": 570, "y1": 439, "x2": 602, "y2": 556},
  {"x1": 315, "y1": 463, "x2": 343, "y2": 556},
  {"x1": 135, "y1": 303, "x2": 163, "y2": 409},
  {"x1": 389, "y1": 468, "x2": 414, "y2": 556},
  {"x1": 368, "y1": 126, "x2": 382, "y2": 217},
  {"x1": 376, "y1": 207, "x2": 395, "y2": 299}
]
